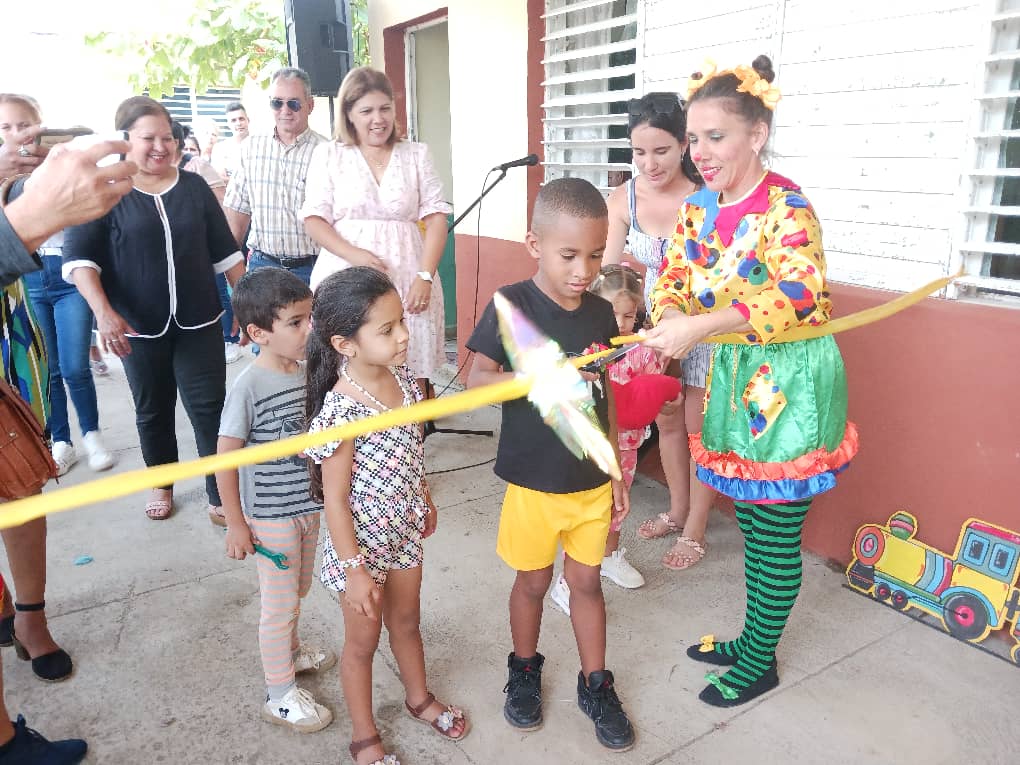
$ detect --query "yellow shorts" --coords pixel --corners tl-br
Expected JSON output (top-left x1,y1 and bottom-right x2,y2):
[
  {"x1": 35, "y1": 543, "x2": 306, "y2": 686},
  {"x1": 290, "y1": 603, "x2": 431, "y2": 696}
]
[{"x1": 497, "y1": 482, "x2": 612, "y2": 571}]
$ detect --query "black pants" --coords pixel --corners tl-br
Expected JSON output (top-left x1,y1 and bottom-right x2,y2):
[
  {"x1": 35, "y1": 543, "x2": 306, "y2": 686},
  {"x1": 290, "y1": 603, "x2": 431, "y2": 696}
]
[{"x1": 122, "y1": 322, "x2": 225, "y2": 505}]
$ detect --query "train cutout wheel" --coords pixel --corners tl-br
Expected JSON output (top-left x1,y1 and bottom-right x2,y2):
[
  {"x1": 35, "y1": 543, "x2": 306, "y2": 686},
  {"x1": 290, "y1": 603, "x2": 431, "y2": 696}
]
[{"x1": 943, "y1": 593, "x2": 990, "y2": 642}]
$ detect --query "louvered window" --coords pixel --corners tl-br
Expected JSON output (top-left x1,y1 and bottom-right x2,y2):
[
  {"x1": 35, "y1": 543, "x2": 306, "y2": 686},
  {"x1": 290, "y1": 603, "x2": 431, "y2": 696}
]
[
  {"x1": 542, "y1": 0, "x2": 639, "y2": 193},
  {"x1": 956, "y1": 1, "x2": 1020, "y2": 301},
  {"x1": 157, "y1": 86, "x2": 244, "y2": 138}
]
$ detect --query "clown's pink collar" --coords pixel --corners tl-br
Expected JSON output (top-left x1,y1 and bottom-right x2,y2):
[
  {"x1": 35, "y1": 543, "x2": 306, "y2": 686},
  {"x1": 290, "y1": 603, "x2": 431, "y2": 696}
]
[{"x1": 688, "y1": 171, "x2": 801, "y2": 247}]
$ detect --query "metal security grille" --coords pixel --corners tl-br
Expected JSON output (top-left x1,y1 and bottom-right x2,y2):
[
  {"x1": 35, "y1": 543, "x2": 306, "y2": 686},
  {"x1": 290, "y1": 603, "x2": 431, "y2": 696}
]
[
  {"x1": 542, "y1": 0, "x2": 639, "y2": 193},
  {"x1": 157, "y1": 86, "x2": 243, "y2": 138},
  {"x1": 955, "y1": 1, "x2": 1020, "y2": 301}
]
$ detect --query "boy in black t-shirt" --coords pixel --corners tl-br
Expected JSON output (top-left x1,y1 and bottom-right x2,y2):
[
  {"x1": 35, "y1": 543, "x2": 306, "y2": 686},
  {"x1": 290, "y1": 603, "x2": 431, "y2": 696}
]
[{"x1": 466, "y1": 177, "x2": 635, "y2": 751}]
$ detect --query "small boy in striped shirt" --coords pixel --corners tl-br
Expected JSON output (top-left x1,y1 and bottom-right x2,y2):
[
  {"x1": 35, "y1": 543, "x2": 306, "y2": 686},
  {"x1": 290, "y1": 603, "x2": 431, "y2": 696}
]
[{"x1": 215, "y1": 267, "x2": 334, "y2": 734}]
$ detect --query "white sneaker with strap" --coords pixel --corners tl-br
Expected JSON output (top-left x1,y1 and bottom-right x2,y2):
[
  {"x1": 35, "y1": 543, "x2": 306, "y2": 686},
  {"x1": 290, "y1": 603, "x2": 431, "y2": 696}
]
[
  {"x1": 224, "y1": 342, "x2": 245, "y2": 364},
  {"x1": 83, "y1": 431, "x2": 115, "y2": 472},
  {"x1": 601, "y1": 548, "x2": 646, "y2": 589},
  {"x1": 550, "y1": 574, "x2": 571, "y2": 616},
  {"x1": 261, "y1": 687, "x2": 333, "y2": 733},
  {"x1": 50, "y1": 441, "x2": 77, "y2": 477}
]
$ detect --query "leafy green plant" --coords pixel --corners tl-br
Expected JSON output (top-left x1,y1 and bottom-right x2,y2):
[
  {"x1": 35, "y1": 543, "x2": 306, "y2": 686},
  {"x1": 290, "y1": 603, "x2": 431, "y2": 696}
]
[
  {"x1": 86, "y1": 0, "x2": 371, "y2": 98},
  {"x1": 351, "y1": 0, "x2": 370, "y2": 68}
]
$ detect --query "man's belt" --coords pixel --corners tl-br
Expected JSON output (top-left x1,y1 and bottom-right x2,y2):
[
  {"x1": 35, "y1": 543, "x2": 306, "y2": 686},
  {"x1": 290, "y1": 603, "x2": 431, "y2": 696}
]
[{"x1": 251, "y1": 249, "x2": 316, "y2": 268}]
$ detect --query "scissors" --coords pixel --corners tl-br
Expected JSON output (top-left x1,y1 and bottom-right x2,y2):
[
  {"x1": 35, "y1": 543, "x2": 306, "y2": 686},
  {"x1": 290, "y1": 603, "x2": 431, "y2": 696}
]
[{"x1": 579, "y1": 343, "x2": 641, "y2": 374}]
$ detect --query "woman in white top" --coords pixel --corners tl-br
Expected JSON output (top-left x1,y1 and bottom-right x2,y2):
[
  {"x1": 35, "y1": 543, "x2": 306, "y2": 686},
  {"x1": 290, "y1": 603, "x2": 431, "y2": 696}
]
[
  {"x1": 302, "y1": 67, "x2": 451, "y2": 392},
  {"x1": 604, "y1": 93, "x2": 716, "y2": 570}
]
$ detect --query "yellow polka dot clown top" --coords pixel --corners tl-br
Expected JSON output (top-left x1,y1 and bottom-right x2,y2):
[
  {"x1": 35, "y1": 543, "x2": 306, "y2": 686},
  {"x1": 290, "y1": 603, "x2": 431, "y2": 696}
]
[{"x1": 651, "y1": 172, "x2": 831, "y2": 344}]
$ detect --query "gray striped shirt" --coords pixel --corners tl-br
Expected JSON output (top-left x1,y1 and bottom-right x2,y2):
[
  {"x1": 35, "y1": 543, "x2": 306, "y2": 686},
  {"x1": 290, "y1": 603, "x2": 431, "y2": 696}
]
[
  {"x1": 223, "y1": 128, "x2": 327, "y2": 258},
  {"x1": 218, "y1": 363, "x2": 322, "y2": 519}
]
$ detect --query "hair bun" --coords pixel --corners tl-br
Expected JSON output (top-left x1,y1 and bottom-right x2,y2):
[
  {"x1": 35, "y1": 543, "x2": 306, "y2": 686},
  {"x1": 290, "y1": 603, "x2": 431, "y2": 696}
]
[{"x1": 751, "y1": 54, "x2": 775, "y2": 83}]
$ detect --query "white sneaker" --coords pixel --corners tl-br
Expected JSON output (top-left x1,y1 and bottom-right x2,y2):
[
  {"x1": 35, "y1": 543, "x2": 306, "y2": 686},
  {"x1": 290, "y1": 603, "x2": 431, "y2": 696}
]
[
  {"x1": 601, "y1": 548, "x2": 646, "y2": 589},
  {"x1": 82, "y1": 431, "x2": 115, "y2": 472},
  {"x1": 261, "y1": 687, "x2": 333, "y2": 733},
  {"x1": 550, "y1": 574, "x2": 571, "y2": 616},
  {"x1": 51, "y1": 441, "x2": 77, "y2": 476},
  {"x1": 293, "y1": 642, "x2": 337, "y2": 674},
  {"x1": 224, "y1": 342, "x2": 244, "y2": 364}
]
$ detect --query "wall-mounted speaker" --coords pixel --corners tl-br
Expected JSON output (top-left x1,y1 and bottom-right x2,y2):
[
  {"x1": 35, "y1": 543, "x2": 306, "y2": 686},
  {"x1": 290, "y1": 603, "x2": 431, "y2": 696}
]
[{"x1": 283, "y1": 0, "x2": 353, "y2": 97}]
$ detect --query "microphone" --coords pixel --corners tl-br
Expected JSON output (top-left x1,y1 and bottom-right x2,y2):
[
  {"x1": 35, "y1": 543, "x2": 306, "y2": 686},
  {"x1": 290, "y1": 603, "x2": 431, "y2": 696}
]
[{"x1": 492, "y1": 153, "x2": 539, "y2": 172}]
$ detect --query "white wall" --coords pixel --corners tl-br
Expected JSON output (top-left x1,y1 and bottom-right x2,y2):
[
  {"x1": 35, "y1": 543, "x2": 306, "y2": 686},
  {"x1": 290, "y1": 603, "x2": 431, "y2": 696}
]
[
  {"x1": 369, "y1": 0, "x2": 530, "y2": 242},
  {"x1": 642, "y1": 0, "x2": 984, "y2": 291}
]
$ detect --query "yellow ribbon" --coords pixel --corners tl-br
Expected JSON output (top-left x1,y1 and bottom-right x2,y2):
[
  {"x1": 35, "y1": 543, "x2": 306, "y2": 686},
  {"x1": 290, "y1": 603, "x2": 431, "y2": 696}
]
[
  {"x1": 613, "y1": 272, "x2": 957, "y2": 347},
  {"x1": 0, "y1": 347, "x2": 626, "y2": 530},
  {"x1": 698, "y1": 634, "x2": 717, "y2": 653}
]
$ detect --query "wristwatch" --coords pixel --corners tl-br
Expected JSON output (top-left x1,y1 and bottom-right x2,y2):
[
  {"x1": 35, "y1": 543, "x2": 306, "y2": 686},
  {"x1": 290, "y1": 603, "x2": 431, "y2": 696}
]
[{"x1": 416, "y1": 270, "x2": 434, "y2": 282}]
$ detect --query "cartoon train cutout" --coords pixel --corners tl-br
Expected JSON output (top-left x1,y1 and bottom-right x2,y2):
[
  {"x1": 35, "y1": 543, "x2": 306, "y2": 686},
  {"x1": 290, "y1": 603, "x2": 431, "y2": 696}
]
[{"x1": 846, "y1": 512, "x2": 1020, "y2": 664}]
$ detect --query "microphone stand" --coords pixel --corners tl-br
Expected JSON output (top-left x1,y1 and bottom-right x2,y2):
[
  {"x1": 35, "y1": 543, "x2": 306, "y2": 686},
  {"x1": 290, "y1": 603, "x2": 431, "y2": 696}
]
[
  {"x1": 447, "y1": 168, "x2": 507, "y2": 234},
  {"x1": 424, "y1": 169, "x2": 513, "y2": 439}
]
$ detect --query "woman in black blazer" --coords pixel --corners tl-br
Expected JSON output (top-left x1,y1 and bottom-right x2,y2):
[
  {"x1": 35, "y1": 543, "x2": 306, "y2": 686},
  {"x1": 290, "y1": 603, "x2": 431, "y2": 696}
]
[{"x1": 64, "y1": 97, "x2": 246, "y2": 521}]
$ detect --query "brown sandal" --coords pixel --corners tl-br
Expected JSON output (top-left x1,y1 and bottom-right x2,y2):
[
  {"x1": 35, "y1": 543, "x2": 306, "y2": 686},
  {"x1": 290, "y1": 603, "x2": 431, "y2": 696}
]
[
  {"x1": 405, "y1": 691, "x2": 470, "y2": 741},
  {"x1": 637, "y1": 512, "x2": 681, "y2": 540},
  {"x1": 349, "y1": 734, "x2": 399, "y2": 765},
  {"x1": 663, "y1": 536, "x2": 707, "y2": 570}
]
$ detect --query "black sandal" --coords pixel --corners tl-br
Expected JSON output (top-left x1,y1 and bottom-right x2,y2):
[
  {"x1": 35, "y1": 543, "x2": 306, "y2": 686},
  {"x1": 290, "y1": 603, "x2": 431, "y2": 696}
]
[
  {"x1": 11, "y1": 602, "x2": 73, "y2": 682},
  {"x1": 0, "y1": 614, "x2": 13, "y2": 648}
]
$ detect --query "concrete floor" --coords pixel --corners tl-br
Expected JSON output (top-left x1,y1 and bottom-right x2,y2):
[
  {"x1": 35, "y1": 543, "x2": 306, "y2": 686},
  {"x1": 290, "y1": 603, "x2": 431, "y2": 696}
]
[{"x1": 2, "y1": 349, "x2": 1018, "y2": 764}]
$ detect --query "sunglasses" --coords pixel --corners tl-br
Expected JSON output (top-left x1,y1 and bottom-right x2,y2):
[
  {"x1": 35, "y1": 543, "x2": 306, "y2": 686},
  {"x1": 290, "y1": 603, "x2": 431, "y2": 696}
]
[
  {"x1": 627, "y1": 94, "x2": 683, "y2": 117},
  {"x1": 270, "y1": 98, "x2": 303, "y2": 112}
]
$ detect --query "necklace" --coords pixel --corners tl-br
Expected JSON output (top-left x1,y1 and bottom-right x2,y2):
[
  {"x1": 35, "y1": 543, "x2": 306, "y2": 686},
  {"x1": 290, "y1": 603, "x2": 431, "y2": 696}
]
[
  {"x1": 341, "y1": 365, "x2": 397, "y2": 411},
  {"x1": 360, "y1": 147, "x2": 390, "y2": 171}
]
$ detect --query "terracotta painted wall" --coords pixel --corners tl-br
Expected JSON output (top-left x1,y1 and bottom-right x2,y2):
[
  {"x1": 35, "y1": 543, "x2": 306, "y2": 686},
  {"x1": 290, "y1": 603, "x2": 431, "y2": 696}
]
[
  {"x1": 454, "y1": 235, "x2": 536, "y2": 371},
  {"x1": 643, "y1": 284, "x2": 1020, "y2": 564}
]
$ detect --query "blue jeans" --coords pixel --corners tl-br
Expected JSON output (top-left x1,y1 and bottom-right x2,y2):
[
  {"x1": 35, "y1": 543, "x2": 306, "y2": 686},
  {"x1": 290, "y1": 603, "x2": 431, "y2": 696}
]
[
  {"x1": 217, "y1": 272, "x2": 239, "y2": 343},
  {"x1": 23, "y1": 255, "x2": 99, "y2": 442},
  {"x1": 247, "y1": 250, "x2": 314, "y2": 286}
]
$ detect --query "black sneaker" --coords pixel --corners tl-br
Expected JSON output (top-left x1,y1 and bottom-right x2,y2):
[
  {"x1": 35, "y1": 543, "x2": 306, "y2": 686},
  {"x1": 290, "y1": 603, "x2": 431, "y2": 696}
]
[
  {"x1": 0, "y1": 715, "x2": 86, "y2": 764},
  {"x1": 503, "y1": 652, "x2": 544, "y2": 730},
  {"x1": 577, "y1": 670, "x2": 635, "y2": 751}
]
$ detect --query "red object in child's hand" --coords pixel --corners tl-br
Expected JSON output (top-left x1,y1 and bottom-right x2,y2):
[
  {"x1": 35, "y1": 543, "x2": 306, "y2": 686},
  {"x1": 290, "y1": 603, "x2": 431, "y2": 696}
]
[{"x1": 611, "y1": 374, "x2": 683, "y2": 430}]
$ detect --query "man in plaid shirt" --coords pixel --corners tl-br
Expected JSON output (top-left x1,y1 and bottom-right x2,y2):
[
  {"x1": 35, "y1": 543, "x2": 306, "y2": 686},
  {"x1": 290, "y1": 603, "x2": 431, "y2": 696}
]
[{"x1": 224, "y1": 67, "x2": 327, "y2": 286}]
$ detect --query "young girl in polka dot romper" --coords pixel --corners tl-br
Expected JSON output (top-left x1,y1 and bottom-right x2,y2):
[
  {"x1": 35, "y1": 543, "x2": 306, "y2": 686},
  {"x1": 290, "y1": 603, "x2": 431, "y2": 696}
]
[{"x1": 304, "y1": 267, "x2": 469, "y2": 765}]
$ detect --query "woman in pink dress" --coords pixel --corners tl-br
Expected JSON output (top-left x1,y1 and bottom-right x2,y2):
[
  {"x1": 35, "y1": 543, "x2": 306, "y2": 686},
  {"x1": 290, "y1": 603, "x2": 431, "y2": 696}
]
[{"x1": 302, "y1": 67, "x2": 451, "y2": 389}]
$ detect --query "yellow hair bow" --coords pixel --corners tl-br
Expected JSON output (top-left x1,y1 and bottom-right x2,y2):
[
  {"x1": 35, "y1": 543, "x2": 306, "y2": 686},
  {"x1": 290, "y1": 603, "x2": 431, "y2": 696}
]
[
  {"x1": 687, "y1": 59, "x2": 782, "y2": 111},
  {"x1": 686, "y1": 60, "x2": 718, "y2": 100},
  {"x1": 734, "y1": 64, "x2": 782, "y2": 110}
]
